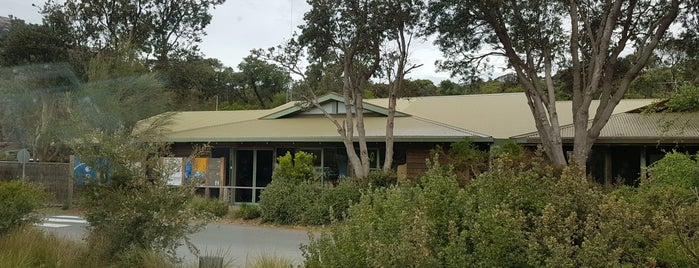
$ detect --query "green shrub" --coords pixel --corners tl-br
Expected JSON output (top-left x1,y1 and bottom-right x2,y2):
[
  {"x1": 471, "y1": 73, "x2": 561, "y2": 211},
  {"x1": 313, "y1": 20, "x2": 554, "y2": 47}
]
[
  {"x1": 188, "y1": 197, "x2": 229, "y2": 218},
  {"x1": 304, "y1": 152, "x2": 699, "y2": 267},
  {"x1": 260, "y1": 150, "x2": 364, "y2": 225},
  {"x1": 0, "y1": 180, "x2": 52, "y2": 234},
  {"x1": 304, "y1": 180, "x2": 362, "y2": 225},
  {"x1": 260, "y1": 179, "x2": 362, "y2": 225},
  {"x1": 233, "y1": 203, "x2": 261, "y2": 220},
  {"x1": 259, "y1": 180, "x2": 316, "y2": 225},
  {"x1": 645, "y1": 151, "x2": 699, "y2": 189},
  {"x1": 275, "y1": 151, "x2": 317, "y2": 183},
  {"x1": 628, "y1": 151, "x2": 699, "y2": 266},
  {"x1": 74, "y1": 132, "x2": 206, "y2": 265},
  {"x1": 666, "y1": 84, "x2": 699, "y2": 112},
  {"x1": 365, "y1": 169, "x2": 397, "y2": 187}
]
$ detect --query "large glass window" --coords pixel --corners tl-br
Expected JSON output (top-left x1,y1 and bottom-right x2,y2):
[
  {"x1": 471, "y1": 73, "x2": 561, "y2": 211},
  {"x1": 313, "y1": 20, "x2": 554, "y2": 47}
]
[{"x1": 233, "y1": 149, "x2": 273, "y2": 203}]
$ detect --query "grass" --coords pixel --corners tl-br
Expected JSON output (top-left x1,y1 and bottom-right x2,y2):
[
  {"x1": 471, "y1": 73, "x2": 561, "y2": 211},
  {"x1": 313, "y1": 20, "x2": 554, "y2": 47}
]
[
  {"x1": 0, "y1": 227, "x2": 85, "y2": 268},
  {"x1": 1, "y1": 226, "x2": 299, "y2": 268},
  {"x1": 244, "y1": 253, "x2": 296, "y2": 268}
]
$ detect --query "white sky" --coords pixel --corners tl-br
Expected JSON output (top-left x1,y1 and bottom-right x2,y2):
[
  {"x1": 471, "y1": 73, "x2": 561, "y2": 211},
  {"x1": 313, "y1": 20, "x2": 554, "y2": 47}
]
[{"x1": 3, "y1": 0, "x2": 506, "y2": 83}]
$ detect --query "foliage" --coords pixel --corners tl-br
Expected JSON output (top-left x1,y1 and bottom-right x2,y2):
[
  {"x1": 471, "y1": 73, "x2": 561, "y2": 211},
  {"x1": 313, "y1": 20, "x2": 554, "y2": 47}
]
[
  {"x1": 448, "y1": 138, "x2": 488, "y2": 173},
  {"x1": 427, "y1": 0, "x2": 689, "y2": 168},
  {"x1": 232, "y1": 203, "x2": 261, "y2": 220},
  {"x1": 0, "y1": 20, "x2": 69, "y2": 66},
  {"x1": 41, "y1": 0, "x2": 226, "y2": 64},
  {"x1": 258, "y1": 179, "x2": 315, "y2": 225},
  {"x1": 431, "y1": 138, "x2": 489, "y2": 185},
  {"x1": 244, "y1": 253, "x2": 295, "y2": 268},
  {"x1": 72, "y1": 127, "x2": 205, "y2": 265},
  {"x1": 0, "y1": 227, "x2": 85, "y2": 268},
  {"x1": 0, "y1": 180, "x2": 51, "y2": 234},
  {"x1": 303, "y1": 151, "x2": 699, "y2": 267},
  {"x1": 304, "y1": 180, "x2": 363, "y2": 225},
  {"x1": 365, "y1": 169, "x2": 397, "y2": 188},
  {"x1": 188, "y1": 197, "x2": 229, "y2": 218},
  {"x1": 259, "y1": 151, "x2": 362, "y2": 225},
  {"x1": 666, "y1": 84, "x2": 699, "y2": 112},
  {"x1": 273, "y1": 151, "x2": 317, "y2": 184},
  {"x1": 236, "y1": 55, "x2": 292, "y2": 108},
  {"x1": 0, "y1": 63, "x2": 76, "y2": 162}
]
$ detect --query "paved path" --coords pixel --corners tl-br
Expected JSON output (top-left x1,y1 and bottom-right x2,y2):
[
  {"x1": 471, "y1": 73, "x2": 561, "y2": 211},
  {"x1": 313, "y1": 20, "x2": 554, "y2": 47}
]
[
  {"x1": 37, "y1": 215, "x2": 89, "y2": 241},
  {"x1": 181, "y1": 223, "x2": 312, "y2": 265},
  {"x1": 37, "y1": 215, "x2": 313, "y2": 266}
]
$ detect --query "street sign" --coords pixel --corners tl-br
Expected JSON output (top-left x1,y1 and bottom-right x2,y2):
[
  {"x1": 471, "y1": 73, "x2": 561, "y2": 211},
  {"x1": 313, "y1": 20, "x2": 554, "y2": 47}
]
[
  {"x1": 17, "y1": 148, "x2": 30, "y2": 178},
  {"x1": 17, "y1": 148, "x2": 30, "y2": 164}
]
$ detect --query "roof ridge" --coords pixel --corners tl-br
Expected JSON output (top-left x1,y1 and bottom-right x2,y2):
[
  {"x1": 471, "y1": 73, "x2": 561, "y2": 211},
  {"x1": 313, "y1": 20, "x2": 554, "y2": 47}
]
[{"x1": 410, "y1": 115, "x2": 491, "y2": 138}]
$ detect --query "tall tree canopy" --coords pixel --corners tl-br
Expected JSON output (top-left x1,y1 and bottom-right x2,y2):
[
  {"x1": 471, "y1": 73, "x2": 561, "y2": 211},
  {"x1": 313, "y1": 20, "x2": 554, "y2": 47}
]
[
  {"x1": 237, "y1": 55, "x2": 291, "y2": 108},
  {"x1": 297, "y1": 0, "x2": 422, "y2": 178},
  {"x1": 41, "y1": 0, "x2": 225, "y2": 66},
  {"x1": 428, "y1": 0, "x2": 693, "y2": 168}
]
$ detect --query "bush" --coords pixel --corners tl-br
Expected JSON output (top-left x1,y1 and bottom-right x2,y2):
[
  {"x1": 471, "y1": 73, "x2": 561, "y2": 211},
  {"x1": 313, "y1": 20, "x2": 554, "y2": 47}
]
[
  {"x1": 259, "y1": 179, "x2": 315, "y2": 225},
  {"x1": 304, "y1": 180, "x2": 362, "y2": 225},
  {"x1": 259, "y1": 150, "x2": 364, "y2": 225},
  {"x1": 274, "y1": 151, "x2": 317, "y2": 183},
  {"x1": 0, "y1": 227, "x2": 85, "y2": 267},
  {"x1": 365, "y1": 170, "x2": 397, "y2": 187},
  {"x1": 0, "y1": 180, "x2": 52, "y2": 234},
  {"x1": 233, "y1": 203, "x2": 261, "y2": 220},
  {"x1": 73, "y1": 131, "x2": 206, "y2": 265},
  {"x1": 188, "y1": 197, "x2": 229, "y2": 218},
  {"x1": 303, "y1": 151, "x2": 699, "y2": 267}
]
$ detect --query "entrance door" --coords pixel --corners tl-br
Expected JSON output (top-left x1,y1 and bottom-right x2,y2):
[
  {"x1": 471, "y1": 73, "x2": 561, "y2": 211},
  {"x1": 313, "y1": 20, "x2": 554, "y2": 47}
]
[{"x1": 233, "y1": 149, "x2": 273, "y2": 203}]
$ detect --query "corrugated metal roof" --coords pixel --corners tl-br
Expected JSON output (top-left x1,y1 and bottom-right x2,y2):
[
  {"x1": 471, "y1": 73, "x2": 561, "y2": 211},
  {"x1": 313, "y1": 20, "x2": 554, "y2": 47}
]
[
  {"x1": 152, "y1": 93, "x2": 656, "y2": 143},
  {"x1": 164, "y1": 116, "x2": 488, "y2": 143},
  {"x1": 366, "y1": 93, "x2": 654, "y2": 139},
  {"x1": 515, "y1": 112, "x2": 699, "y2": 143}
]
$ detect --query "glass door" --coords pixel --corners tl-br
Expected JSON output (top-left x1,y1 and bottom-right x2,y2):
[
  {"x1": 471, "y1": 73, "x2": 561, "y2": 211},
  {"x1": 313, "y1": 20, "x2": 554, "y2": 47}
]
[{"x1": 233, "y1": 149, "x2": 273, "y2": 203}]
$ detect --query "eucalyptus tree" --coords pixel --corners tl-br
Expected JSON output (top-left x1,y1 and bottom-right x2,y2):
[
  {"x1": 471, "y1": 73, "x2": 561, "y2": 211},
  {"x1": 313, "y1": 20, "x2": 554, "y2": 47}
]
[
  {"x1": 237, "y1": 55, "x2": 292, "y2": 108},
  {"x1": 378, "y1": 0, "x2": 424, "y2": 170},
  {"x1": 428, "y1": 0, "x2": 691, "y2": 169},
  {"x1": 41, "y1": 0, "x2": 225, "y2": 67},
  {"x1": 297, "y1": 0, "x2": 423, "y2": 178}
]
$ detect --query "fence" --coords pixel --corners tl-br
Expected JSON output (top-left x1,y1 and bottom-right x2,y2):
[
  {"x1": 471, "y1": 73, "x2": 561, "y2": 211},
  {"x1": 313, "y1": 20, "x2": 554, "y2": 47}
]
[{"x1": 0, "y1": 161, "x2": 72, "y2": 204}]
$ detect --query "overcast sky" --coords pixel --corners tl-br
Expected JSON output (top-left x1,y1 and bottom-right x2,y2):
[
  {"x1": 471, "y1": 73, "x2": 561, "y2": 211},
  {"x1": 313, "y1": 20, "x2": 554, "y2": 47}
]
[{"x1": 3, "y1": 0, "x2": 504, "y2": 83}]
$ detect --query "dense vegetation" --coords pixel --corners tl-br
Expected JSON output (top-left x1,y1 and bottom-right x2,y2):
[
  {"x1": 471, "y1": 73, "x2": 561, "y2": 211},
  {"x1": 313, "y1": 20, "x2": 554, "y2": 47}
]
[
  {"x1": 259, "y1": 151, "x2": 366, "y2": 225},
  {"x1": 0, "y1": 180, "x2": 51, "y2": 234},
  {"x1": 302, "y1": 151, "x2": 699, "y2": 267}
]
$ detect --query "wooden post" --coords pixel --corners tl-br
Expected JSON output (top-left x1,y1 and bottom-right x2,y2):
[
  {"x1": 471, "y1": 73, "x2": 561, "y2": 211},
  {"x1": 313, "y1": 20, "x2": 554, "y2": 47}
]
[
  {"x1": 604, "y1": 149, "x2": 612, "y2": 185},
  {"x1": 640, "y1": 146, "x2": 647, "y2": 181}
]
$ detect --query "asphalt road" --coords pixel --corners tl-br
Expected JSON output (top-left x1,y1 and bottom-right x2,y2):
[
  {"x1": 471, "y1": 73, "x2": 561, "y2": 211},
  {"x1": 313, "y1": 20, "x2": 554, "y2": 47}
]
[{"x1": 38, "y1": 215, "x2": 313, "y2": 266}]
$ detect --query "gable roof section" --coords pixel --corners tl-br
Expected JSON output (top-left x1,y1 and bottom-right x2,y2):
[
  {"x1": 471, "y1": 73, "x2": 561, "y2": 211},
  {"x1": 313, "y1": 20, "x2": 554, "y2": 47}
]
[
  {"x1": 514, "y1": 112, "x2": 699, "y2": 144},
  {"x1": 261, "y1": 92, "x2": 408, "y2": 119}
]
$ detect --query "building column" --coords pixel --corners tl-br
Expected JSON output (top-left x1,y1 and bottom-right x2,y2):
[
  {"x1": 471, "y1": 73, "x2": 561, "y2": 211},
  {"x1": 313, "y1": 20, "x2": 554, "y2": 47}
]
[
  {"x1": 604, "y1": 149, "x2": 612, "y2": 185},
  {"x1": 640, "y1": 146, "x2": 647, "y2": 181}
]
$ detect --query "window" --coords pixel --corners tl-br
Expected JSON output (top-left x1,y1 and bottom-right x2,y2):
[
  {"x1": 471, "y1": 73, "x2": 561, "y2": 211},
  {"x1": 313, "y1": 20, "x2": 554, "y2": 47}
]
[{"x1": 233, "y1": 149, "x2": 273, "y2": 203}]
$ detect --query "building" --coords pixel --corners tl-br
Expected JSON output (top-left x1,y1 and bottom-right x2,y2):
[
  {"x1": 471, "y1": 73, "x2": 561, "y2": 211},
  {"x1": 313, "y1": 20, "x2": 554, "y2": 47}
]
[{"x1": 153, "y1": 92, "x2": 697, "y2": 203}]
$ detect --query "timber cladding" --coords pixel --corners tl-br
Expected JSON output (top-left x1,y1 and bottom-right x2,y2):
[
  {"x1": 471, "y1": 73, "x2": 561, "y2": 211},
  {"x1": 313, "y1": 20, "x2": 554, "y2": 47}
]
[
  {"x1": 404, "y1": 143, "x2": 459, "y2": 181},
  {"x1": 0, "y1": 161, "x2": 72, "y2": 204},
  {"x1": 406, "y1": 147, "x2": 435, "y2": 179}
]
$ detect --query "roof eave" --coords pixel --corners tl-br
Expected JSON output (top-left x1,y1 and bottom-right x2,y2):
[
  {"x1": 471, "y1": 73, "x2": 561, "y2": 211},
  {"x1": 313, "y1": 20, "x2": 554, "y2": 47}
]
[{"x1": 163, "y1": 136, "x2": 494, "y2": 143}]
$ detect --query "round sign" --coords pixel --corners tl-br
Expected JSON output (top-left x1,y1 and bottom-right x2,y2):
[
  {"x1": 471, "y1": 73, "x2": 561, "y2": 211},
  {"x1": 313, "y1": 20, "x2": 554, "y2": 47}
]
[{"x1": 17, "y1": 149, "x2": 30, "y2": 164}]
